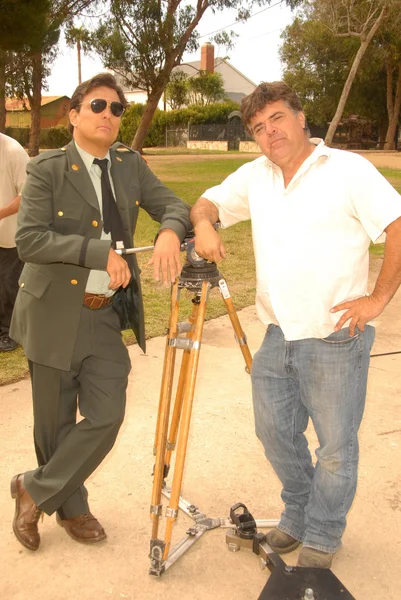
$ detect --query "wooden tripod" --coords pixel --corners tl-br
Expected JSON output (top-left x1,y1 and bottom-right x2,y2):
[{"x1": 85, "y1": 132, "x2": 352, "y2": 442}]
[{"x1": 149, "y1": 261, "x2": 255, "y2": 576}]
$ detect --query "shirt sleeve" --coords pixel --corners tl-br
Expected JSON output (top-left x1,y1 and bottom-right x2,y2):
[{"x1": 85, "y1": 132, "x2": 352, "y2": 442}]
[
  {"x1": 202, "y1": 161, "x2": 253, "y2": 227},
  {"x1": 11, "y1": 143, "x2": 29, "y2": 196},
  {"x1": 348, "y1": 154, "x2": 401, "y2": 241}
]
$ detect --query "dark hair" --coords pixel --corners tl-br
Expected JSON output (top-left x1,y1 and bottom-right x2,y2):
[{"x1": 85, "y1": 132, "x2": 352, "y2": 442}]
[
  {"x1": 68, "y1": 72, "x2": 127, "y2": 133},
  {"x1": 240, "y1": 81, "x2": 304, "y2": 134}
]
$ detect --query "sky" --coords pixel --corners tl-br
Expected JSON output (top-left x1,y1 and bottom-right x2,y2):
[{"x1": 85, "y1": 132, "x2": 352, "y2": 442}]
[{"x1": 45, "y1": 1, "x2": 297, "y2": 97}]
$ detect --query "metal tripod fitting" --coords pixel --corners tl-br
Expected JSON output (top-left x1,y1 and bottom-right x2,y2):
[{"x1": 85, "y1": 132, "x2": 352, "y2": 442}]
[{"x1": 225, "y1": 503, "x2": 356, "y2": 600}]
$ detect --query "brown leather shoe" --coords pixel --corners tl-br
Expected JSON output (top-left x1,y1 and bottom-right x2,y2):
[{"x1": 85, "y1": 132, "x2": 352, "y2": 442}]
[
  {"x1": 10, "y1": 474, "x2": 42, "y2": 551},
  {"x1": 56, "y1": 512, "x2": 107, "y2": 544}
]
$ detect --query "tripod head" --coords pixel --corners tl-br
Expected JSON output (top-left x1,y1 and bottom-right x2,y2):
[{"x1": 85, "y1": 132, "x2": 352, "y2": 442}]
[{"x1": 116, "y1": 226, "x2": 222, "y2": 292}]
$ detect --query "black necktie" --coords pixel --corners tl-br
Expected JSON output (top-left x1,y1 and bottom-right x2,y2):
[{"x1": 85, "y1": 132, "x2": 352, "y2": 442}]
[{"x1": 93, "y1": 158, "x2": 125, "y2": 244}]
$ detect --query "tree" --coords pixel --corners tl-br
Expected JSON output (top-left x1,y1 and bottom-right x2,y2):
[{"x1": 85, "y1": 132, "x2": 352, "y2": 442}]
[
  {"x1": 309, "y1": 0, "x2": 396, "y2": 145},
  {"x1": 375, "y1": 21, "x2": 401, "y2": 149},
  {"x1": 279, "y1": 15, "x2": 389, "y2": 133},
  {"x1": 65, "y1": 25, "x2": 92, "y2": 85},
  {"x1": 0, "y1": 0, "x2": 49, "y2": 51},
  {"x1": 165, "y1": 70, "x2": 189, "y2": 110},
  {"x1": 15, "y1": 1, "x2": 97, "y2": 155},
  {"x1": 187, "y1": 70, "x2": 227, "y2": 106},
  {"x1": 280, "y1": 17, "x2": 359, "y2": 126},
  {"x1": 92, "y1": 0, "x2": 302, "y2": 151},
  {"x1": 0, "y1": 0, "x2": 50, "y2": 132}
]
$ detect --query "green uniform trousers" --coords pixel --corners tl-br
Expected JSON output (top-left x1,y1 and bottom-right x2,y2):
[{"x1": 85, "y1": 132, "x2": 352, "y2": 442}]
[{"x1": 24, "y1": 303, "x2": 131, "y2": 518}]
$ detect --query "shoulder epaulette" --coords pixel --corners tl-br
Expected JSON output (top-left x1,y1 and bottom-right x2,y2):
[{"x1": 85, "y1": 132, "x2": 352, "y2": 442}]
[
  {"x1": 112, "y1": 142, "x2": 136, "y2": 154},
  {"x1": 32, "y1": 147, "x2": 68, "y2": 164}
]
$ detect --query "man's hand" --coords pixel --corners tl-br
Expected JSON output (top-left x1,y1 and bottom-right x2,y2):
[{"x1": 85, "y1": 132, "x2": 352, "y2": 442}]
[
  {"x1": 106, "y1": 248, "x2": 131, "y2": 289},
  {"x1": 330, "y1": 295, "x2": 386, "y2": 336},
  {"x1": 194, "y1": 221, "x2": 226, "y2": 263},
  {"x1": 148, "y1": 229, "x2": 181, "y2": 284}
]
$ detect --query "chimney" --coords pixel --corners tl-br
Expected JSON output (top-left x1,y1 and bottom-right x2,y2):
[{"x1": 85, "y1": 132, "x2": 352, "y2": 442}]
[{"x1": 201, "y1": 42, "x2": 214, "y2": 73}]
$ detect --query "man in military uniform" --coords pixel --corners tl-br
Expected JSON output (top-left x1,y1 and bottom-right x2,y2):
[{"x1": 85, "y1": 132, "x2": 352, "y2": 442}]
[{"x1": 10, "y1": 73, "x2": 191, "y2": 551}]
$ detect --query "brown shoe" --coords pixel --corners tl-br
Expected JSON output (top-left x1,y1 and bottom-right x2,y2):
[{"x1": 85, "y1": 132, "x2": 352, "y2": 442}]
[
  {"x1": 297, "y1": 546, "x2": 334, "y2": 568},
  {"x1": 265, "y1": 528, "x2": 301, "y2": 554},
  {"x1": 10, "y1": 474, "x2": 42, "y2": 551},
  {"x1": 56, "y1": 512, "x2": 107, "y2": 544}
]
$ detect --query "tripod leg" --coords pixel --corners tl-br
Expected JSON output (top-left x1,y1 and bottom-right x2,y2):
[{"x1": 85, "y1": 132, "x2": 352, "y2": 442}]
[
  {"x1": 150, "y1": 280, "x2": 180, "y2": 539},
  {"x1": 162, "y1": 280, "x2": 211, "y2": 561},
  {"x1": 218, "y1": 278, "x2": 253, "y2": 373},
  {"x1": 164, "y1": 301, "x2": 199, "y2": 472}
]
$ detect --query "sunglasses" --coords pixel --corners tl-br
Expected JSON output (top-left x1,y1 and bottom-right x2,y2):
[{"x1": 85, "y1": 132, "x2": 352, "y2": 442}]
[{"x1": 81, "y1": 98, "x2": 125, "y2": 117}]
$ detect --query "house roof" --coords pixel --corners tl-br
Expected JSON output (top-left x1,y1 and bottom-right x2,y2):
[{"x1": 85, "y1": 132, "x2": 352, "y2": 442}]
[
  {"x1": 175, "y1": 58, "x2": 257, "y2": 88},
  {"x1": 5, "y1": 96, "x2": 70, "y2": 111}
]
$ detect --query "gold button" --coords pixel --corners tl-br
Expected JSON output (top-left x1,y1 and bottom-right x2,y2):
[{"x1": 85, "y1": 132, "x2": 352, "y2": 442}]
[
  {"x1": 58, "y1": 210, "x2": 64, "y2": 216},
  {"x1": 72, "y1": 164, "x2": 80, "y2": 171},
  {"x1": 116, "y1": 156, "x2": 123, "y2": 162},
  {"x1": 71, "y1": 279, "x2": 78, "y2": 285},
  {"x1": 92, "y1": 220, "x2": 98, "y2": 227},
  {"x1": 20, "y1": 282, "x2": 25, "y2": 288},
  {"x1": 61, "y1": 147, "x2": 66, "y2": 151},
  {"x1": 135, "y1": 200, "x2": 139, "y2": 206}
]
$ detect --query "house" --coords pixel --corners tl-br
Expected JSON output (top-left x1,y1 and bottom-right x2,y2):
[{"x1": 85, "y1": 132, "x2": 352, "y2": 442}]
[
  {"x1": 5, "y1": 96, "x2": 70, "y2": 129},
  {"x1": 115, "y1": 43, "x2": 256, "y2": 109}
]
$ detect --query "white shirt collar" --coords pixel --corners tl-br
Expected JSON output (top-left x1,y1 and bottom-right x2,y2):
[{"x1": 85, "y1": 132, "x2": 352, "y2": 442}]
[
  {"x1": 263, "y1": 137, "x2": 330, "y2": 169},
  {"x1": 74, "y1": 141, "x2": 111, "y2": 174}
]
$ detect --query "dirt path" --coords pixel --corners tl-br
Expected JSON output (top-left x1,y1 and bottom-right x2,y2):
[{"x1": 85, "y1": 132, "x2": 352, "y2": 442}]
[{"x1": 144, "y1": 149, "x2": 401, "y2": 170}]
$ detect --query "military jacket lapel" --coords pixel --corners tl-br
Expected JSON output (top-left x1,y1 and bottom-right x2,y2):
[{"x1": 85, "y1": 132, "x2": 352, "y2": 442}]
[
  {"x1": 64, "y1": 142, "x2": 99, "y2": 212},
  {"x1": 109, "y1": 149, "x2": 131, "y2": 230}
]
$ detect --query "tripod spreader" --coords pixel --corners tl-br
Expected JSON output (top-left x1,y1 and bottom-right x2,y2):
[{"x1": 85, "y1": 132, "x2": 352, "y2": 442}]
[{"x1": 226, "y1": 503, "x2": 355, "y2": 600}]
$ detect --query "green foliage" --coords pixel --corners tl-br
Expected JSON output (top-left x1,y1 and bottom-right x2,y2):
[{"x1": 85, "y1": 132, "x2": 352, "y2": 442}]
[
  {"x1": 5, "y1": 126, "x2": 72, "y2": 149},
  {"x1": 0, "y1": 0, "x2": 50, "y2": 51},
  {"x1": 5, "y1": 127, "x2": 30, "y2": 147},
  {"x1": 120, "y1": 101, "x2": 240, "y2": 147},
  {"x1": 187, "y1": 71, "x2": 227, "y2": 106},
  {"x1": 165, "y1": 70, "x2": 189, "y2": 110},
  {"x1": 40, "y1": 125, "x2": 72, "y2": 148},
  {"x1": 280, "y1": 14, "x2": 389, "y2": 127}
]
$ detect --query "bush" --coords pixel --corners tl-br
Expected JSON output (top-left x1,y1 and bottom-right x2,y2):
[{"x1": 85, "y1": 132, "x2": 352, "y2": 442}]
[
  {"x1": 40, "y1": 125, "x2": 72, "y2": 148},
  {"x1": 5, "y1": 127, "x2": 30, "y2": 147},
  {"x1": 5, "y1": 125, "x2": 72, "y2": 149},
  {"x1": 120, "y1": 100, "x2": 240, "y2": 147}
]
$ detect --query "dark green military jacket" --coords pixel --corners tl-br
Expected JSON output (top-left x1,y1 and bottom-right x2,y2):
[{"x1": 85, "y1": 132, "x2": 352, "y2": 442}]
[{"x1": 10, "y1": 141, "x2": 191, "y2": 371}]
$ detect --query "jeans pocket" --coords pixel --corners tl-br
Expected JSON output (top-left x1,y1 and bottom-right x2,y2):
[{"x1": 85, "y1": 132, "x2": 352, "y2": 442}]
[{"x1": 320, "y1": 328, "x2": 360, "y2": 344}]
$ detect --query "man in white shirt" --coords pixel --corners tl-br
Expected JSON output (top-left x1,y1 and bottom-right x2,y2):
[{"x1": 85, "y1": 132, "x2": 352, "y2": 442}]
[
  {"x1": 190, "y1": 82, "x2": 401, "y2": 568},
  {"x1": 0, "y1": 133, "x2": 29, "y2": 351}
]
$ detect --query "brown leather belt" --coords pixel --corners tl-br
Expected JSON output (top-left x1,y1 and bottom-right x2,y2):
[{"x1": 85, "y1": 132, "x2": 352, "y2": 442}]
[{"x1": 83, "y1": 292, "x2": 114, "y2": 310}]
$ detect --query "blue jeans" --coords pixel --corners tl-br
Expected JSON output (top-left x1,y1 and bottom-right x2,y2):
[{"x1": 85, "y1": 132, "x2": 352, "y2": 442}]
[{"x1": 251, "y1": 324, "x2": 375, "y2": 553}]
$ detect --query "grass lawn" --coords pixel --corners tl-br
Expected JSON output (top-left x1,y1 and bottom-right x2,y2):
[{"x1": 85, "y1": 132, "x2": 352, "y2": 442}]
[{"x1": 1, "y1": 157, "x2": 400, "y2": 386}]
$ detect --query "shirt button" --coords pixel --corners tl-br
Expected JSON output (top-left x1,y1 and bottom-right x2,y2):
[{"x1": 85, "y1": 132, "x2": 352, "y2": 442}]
[
  {"x1": 71, "y1": 279, "x2": 78, "y2": 285},
  {"x1": 92, "y1": 220, "x2": 98, "y2": 227},
  {"x1": 58, "y1": 211, "x2": 64, "y2": 216}
]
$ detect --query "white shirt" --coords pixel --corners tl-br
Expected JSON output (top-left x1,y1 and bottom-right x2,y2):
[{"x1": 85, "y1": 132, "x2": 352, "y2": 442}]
[
  {"x1": 74, "y1": 142, "x2": 115, "y2": 296},
  {"x1": 203, "y1": 140, "x2": 401, "y2": 340},
  {"x1": 0, "y1": 133, "x2": 29, "y2": 248}
]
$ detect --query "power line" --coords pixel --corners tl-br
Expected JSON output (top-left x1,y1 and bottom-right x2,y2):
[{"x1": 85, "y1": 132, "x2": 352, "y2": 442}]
[{"x1": 198, "y1": 0, "x2": 285, "y2": 39}]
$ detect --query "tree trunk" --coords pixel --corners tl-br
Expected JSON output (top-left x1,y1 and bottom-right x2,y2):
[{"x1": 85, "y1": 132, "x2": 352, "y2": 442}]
[
  {"x1": 77, "y1": 38, "x2": 82, "y2": 84},
  {"x1": 131, "y1": 88, "x2": 164, "y2": 152},
  {"x1": 28, "y1": 53, "x2": 42, "y2": 157},
  {"x1": 325, "y1": 7, "x2": 387, "y2": 146},
  {"x1": 384, "y1": 63, "x2": 401, "y2": 150},
  {"x1": 0, "y1": 50, "x2": 6, "y2": 133}
]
